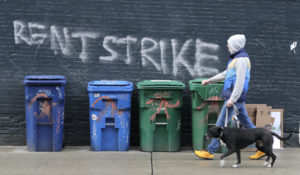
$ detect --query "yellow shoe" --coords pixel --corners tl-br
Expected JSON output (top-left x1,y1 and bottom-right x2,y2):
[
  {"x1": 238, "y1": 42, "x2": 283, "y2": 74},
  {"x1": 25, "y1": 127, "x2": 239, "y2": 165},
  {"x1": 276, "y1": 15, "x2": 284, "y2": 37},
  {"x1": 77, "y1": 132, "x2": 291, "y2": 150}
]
[
  {"x1": 249, "y1": 150, "x2": 266, "y2": 160},
  {"x1": 194, "y1": 150, "x2": 214, "y2": 160}
]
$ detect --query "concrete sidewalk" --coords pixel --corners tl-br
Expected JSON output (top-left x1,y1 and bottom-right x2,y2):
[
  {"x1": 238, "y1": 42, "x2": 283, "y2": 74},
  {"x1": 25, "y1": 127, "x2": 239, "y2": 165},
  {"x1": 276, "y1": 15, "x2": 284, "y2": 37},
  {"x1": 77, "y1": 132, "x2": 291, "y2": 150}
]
[{"x1": 0, "y1": 146, "x2": 299, "y2": 175}]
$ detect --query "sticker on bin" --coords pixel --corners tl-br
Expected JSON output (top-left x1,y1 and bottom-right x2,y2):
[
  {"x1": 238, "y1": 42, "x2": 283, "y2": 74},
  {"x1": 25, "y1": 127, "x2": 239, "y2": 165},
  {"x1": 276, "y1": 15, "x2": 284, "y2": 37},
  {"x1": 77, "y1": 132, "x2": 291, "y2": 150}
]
[
  {"x1": 94, "y1": 93, "x2": 100, "y2": 98},
  {"x1": 150, "y1": 80, "x2": 171, "y2": 82},
  {"x1": 208, "y1": 87, "x2": 221, "y2": 96},
  {"x1": 92, "y1": 114, "x2": 98, "y2": 120}
]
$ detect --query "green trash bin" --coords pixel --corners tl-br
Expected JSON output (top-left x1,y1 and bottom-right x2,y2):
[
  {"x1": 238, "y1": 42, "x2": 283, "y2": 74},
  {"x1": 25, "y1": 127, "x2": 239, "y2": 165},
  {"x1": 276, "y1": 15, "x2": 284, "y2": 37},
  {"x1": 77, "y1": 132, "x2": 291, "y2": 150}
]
[
  {"x1": 189, "y1": 78, "x2": 225, "y2": 152},
  {"x1": 137, "y1": 80, "x2": 185, "y2": 152}
]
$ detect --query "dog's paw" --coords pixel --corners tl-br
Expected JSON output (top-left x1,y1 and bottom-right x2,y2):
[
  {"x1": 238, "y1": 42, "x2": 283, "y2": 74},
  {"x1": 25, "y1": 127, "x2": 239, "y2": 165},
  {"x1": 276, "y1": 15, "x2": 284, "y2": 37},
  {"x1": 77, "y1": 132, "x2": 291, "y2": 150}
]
[
  {"x1": 263, "y1": 162, "x2": 269, "y2": 167},
  {"x1": 220, "y1": 159, "x2": 225, "y2": 167},
  {"x1": 232, "y1": 164, "x2": 240, "y2": 168}
]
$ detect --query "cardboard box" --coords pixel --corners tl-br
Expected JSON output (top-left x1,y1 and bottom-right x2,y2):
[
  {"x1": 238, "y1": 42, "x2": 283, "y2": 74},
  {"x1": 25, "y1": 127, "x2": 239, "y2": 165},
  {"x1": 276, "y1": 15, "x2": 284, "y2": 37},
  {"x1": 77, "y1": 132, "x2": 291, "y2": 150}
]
[
  {"x1": 255, "y1": 106, "x2": 272, "y2": 129},
  {"x1": 249, "y1": 117, "x2": 256, "y2": 124},
  {"x1": 245, "y1": 104, "x2": 267, "y2": 119}
]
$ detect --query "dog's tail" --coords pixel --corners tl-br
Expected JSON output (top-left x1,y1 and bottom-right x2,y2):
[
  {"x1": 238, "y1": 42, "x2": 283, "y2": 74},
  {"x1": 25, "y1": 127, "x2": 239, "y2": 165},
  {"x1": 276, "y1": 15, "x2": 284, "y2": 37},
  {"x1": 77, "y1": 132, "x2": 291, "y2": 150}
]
[{"x1": 271, "y1": 132, "x2": 293, "y2": 141}]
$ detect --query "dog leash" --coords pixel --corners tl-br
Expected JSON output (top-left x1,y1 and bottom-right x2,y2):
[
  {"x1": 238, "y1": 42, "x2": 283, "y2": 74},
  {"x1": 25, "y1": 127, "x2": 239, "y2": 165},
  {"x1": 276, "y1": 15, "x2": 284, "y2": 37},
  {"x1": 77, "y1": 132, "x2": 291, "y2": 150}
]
[
  {"x1": 220, "y1": 104, "x2": 239, "y2": 146},
  {"x1": 224, "y1": 104, "x2": 239, "y2": 127}
]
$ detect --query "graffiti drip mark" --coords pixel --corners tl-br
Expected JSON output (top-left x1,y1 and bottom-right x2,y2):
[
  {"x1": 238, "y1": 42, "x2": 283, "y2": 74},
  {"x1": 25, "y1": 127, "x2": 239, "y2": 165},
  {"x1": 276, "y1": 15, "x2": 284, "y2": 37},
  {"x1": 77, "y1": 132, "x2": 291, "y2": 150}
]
[
  {"x1": 29, "y1": 93, "x2": 51, "y2": 120},
  {"x1": 29, "y1": 93, "x2": 58, "y2": 123},
  {"x1": 153, "y1": 91, "x2": 171, "y2": 98},
  {"x1": 92, "y1": 96, "x2": 123, "y2": 122},
  {"x1": 37, "y1": 100, "x2": 52, "y2": 121},
  {"x1": 29, "y1": 93, "x2": 48, "y2": 106},
  {"x1": 146, "y1": 99, "x2": 180, "y2": 121},
  {"x1": 196, "y1": 96, "x2": 223, "y2": 126},
  {"x1": 196, "y1": 96, "x2": 222, "y2": 110}
]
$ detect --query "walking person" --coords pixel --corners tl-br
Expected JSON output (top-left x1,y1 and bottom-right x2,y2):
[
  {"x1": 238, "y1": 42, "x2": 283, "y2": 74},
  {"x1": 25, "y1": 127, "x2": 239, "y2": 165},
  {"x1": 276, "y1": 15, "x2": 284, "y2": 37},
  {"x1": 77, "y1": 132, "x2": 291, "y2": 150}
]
[{"x1": 194, "y1": 34, "x2": 266, "y2": 160}]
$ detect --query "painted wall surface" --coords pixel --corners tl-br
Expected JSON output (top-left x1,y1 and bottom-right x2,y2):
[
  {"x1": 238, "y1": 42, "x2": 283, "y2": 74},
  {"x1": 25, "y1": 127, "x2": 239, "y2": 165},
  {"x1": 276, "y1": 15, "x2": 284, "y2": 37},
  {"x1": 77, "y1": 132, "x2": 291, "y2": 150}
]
[{"x1": 0, "y1": 0, "x2": 299, "y2": 147}]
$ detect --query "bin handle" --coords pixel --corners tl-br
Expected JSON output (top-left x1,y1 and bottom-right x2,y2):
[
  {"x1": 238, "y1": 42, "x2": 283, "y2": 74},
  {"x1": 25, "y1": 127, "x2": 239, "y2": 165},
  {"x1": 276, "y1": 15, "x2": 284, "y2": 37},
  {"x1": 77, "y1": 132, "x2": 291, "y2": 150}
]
[
  {"x1": 105, "y1": 123, "x2": 115, "y2": 126},
  {"x1": 155, "y1": 122, "x2": 168, "y2": 125},
  {"x1": 105, "y1": 118, "x2": 115, "y2": 126},
  {"x1": 36, "y1": 122, "x2": 53, "y2": 125},
  {"x1": 148, "y1": 96, "x2": 173, "y2": 100}
]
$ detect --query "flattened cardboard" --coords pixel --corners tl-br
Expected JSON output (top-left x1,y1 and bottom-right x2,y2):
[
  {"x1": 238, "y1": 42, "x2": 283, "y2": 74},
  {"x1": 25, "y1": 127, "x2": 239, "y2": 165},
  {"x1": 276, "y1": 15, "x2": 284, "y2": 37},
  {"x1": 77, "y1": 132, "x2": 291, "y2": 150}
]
[
  {"x1": 255, "y1": 106, "x2": 272, "y2": 128},
  {"x1": 245, "y1": 104, "x2": 267, "y2": 119}
]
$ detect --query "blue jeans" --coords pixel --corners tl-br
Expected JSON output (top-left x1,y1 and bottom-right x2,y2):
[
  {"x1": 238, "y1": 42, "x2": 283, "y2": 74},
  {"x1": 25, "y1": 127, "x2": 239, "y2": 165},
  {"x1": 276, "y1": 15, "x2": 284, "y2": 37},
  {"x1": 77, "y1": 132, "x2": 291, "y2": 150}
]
[{"x1": 207, "y1": 100, "x2": 256, "y2": 154}]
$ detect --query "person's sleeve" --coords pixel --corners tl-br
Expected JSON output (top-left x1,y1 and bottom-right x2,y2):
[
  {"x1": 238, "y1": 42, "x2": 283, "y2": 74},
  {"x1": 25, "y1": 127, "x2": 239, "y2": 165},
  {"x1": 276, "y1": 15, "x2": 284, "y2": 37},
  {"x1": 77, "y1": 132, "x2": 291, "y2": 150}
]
[
  {"x1": 229, "y1": 58, "x2": 247, "y2": 103},
  {"x1": 207, "y1": 70, "x2": 226, "y2": 83}
]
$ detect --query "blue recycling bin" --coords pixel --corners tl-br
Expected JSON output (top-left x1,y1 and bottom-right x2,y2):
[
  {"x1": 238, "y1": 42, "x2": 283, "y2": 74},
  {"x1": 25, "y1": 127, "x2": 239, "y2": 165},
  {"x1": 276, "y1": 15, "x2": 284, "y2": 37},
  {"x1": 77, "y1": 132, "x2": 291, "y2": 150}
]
[
  {"x1": 24, "y1": 75, "x2": 66, "y2": 152},
  {"x1": 87, "y1": 80, "x2": 133, "y2": 151}
]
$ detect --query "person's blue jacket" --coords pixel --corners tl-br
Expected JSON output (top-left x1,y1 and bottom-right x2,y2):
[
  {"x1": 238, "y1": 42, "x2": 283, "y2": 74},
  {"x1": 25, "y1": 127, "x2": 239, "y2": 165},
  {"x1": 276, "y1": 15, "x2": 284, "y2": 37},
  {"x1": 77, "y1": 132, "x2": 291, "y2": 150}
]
[{"x1": 221, "y1": 48, "x2": 251, "y2": 102}]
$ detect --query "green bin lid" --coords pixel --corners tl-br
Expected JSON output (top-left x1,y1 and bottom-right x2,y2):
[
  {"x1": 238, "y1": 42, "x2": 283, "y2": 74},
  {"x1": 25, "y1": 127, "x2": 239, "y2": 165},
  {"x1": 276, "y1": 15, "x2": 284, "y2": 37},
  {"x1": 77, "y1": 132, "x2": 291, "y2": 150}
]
[
  {"x1": 189, "y1": 78, "x2": 223, "y2": 91},
  {"x1": 137, "y1": 80, "x2": 185, "y2": 89}
]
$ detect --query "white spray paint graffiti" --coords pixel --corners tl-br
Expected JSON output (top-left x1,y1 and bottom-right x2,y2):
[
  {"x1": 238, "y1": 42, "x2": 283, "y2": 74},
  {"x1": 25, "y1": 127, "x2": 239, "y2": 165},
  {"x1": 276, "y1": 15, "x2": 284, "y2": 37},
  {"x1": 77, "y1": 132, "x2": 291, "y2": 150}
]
[
  {"x1": 56, "y1": 86, "x2": 62, "y2": 99},
  {"x1": 14, "y1": 20, "x2": 32, "y2": 45},
  {"x1": 100, "y1": 36, "x2": 121, "y2": 62},
  {"x1": 290, "y1": 42, "x2": 297, "y2": 53},
  {"x1": 141, "y1": 37, "x2": 162, "y2": 71},
  {"x1": 99, "y1": 36, "x2": 137, "y2": 64},
  {"x1": 195, "y1": 39, "x2": 219, "y2": 76},
  {"x1": 92, "y1": 121, "x2": 98, "y2": 142},
  {"x1": 160, "y1": 40, "x2": 169, "y2": 74},
  {"x1": 37, "y1": 89, "x2": 52, "y2": 96},
  {"x1": 28, "y1": 22, "x2": 48, "y2": 45},
  {"x1": 72, "y1": 32, "x2": 99, "y2": 62},
  {"x1": 172, "y1": 39, "x2": 194, "y2": 76},
  {"x1": 13, "y1": 20, "x2": 220, "y2": 77},
  {"x1": 50, "y1": 26, "x2": 74, "y2": 56}
]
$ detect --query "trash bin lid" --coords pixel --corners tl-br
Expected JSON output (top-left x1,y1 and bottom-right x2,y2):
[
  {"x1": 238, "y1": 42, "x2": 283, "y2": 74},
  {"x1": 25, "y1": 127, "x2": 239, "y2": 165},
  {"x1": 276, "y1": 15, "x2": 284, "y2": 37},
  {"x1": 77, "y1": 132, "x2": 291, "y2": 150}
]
[
  {"x1": 87, "y1": 80, "x2": 133, "y2": 92},
  {"x1": 189, "y1": 78, "x2": 223, "y2": 91},
  {"x1": 137, "y1": 80, "x2": 185, "y2": 90},
  {"x1": 24, "y1": 75, "x2": 66, "y2": 85}
]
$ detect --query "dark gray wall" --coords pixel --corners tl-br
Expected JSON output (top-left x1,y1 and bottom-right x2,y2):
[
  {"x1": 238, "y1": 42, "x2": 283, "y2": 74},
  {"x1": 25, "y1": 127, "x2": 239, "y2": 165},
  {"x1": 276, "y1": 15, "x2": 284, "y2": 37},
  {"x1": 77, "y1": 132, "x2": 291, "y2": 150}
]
[{"x1": 0, "y1": 0, "x2": 299, "y2": 147}]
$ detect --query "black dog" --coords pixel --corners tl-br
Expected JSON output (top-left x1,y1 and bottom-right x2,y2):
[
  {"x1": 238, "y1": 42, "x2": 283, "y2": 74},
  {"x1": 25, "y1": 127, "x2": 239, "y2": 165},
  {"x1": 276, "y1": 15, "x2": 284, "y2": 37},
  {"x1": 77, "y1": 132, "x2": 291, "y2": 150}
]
[{"x1": 206, "y1": 126, "x2": 292, "y2": 168}]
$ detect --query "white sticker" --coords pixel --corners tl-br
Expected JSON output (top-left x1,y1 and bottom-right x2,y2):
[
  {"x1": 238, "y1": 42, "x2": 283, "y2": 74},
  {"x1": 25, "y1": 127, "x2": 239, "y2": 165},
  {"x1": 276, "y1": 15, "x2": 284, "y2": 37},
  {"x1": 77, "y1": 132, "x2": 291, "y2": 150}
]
[
  {"x1": 92, "y1": 114, "x2": 98, "y2": 120},
  {"x1": 94, "y1": 93, "x2": 100, "y2": 98}
]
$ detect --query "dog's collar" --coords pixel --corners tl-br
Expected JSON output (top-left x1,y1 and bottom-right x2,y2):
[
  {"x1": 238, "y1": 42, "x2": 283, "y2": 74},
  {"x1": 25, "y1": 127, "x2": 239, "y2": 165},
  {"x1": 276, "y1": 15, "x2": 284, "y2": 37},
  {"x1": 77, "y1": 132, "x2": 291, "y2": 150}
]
[
  {"x1": 219, "y1": 131, "x2": 224, "y2": 138},
  {"x1": 219, "y1": 130, "x2": 225, "y2": 146},
  {"x1": 219, "y1": 127, "x2": 224, "y2": 138}
]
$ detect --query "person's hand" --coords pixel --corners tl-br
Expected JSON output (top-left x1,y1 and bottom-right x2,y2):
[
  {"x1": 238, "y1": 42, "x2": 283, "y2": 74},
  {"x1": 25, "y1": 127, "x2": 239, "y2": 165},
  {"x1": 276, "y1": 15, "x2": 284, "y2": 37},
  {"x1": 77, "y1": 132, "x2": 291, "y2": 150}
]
[
  {"x1": 202, "y1": 80, "x2": 210, "y2": 86},
  {"x1": 226, "y1": 100, "x2": 234, "y2": 107}
]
